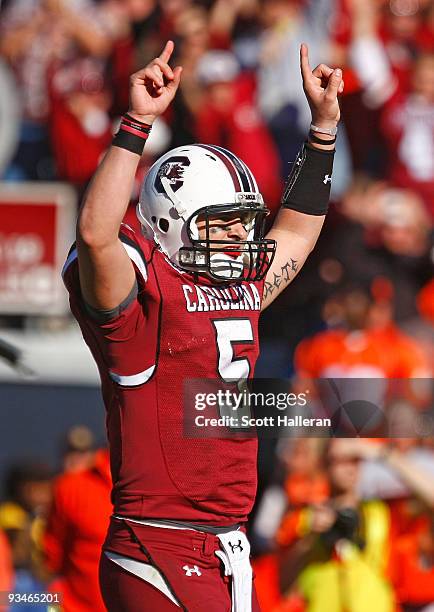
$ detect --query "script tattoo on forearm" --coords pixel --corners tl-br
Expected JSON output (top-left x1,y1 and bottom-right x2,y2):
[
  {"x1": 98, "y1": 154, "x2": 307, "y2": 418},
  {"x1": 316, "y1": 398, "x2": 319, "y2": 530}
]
[{"x1": 263, "y1": 259, "x2": 299, "y2": 301}]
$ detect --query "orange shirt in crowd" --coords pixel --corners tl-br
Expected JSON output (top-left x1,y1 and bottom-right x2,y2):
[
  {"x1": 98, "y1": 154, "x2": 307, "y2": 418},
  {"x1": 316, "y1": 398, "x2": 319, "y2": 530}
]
[
  {"x1": 254, "y1": 479, "x2": 328, "y2": 612},
  {"x1": 388, "y1": 498, "x2": 430, "y2": 542},
  {"x1": 295, "y1": 324, "x2": 429, "y2": 379},
  {"x1": 389, "y1": 532, "x2": 434, "y2": 608},
  {"x1": 252, "y1": 553, "x2": 306, "y2": 612},
  {"x1": 44, "y1": 449, "x2": 112, "y2": 612},
  {"x1": 0, "y1": 527, "x2": 13, "y2": 592},
  {"x1": 418, "y1": 279, "x2": 434, "y2": 325},
  {"x1": 284, "y1": 473, "x2": 329, "y2": 509}
]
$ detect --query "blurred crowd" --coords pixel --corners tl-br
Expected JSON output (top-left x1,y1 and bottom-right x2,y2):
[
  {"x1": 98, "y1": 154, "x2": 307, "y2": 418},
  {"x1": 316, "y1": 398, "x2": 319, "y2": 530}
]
[
  {"x1": 0, "y1": 0, "x2": 433, "y2": 610},
  {"x1": 251, "y1": 436, "x2": 434, "y2": 611},
  {"x1": 0, "y1": 426, "x2": 111, "y2": 611},
  {"x1": 3, "y1": 427, "x2": 434, "y2": 611}
]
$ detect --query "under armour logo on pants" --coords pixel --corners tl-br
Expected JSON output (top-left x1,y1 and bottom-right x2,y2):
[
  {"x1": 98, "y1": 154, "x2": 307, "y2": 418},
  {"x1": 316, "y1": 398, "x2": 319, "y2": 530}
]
[
  {"x1": 183, "y1": 565, "x2": 202, "y2": 576},
  {"x1": 229, "y1": 540, "x2": 244, "y2": 554}
]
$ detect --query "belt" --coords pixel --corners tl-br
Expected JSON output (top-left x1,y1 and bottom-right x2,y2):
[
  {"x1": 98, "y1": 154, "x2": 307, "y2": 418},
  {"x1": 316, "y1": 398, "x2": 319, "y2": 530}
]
[{"x1": 112, "y1": 514, "x2": 241, "y2": 535}]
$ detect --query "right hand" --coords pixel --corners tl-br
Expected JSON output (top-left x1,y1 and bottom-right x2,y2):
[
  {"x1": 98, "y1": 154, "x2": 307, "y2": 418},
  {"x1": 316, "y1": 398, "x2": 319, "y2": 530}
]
[
  {"x1": 300, "y1": 44, "x2": 343, "y2": 131},
  {"x1": 128, "y1": 40, "x2": 182, "y2": 125}
]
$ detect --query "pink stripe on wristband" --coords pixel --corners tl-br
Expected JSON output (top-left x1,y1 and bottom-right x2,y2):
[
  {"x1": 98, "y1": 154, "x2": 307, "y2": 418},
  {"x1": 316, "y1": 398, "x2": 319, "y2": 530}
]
[
  {"x1": 120, "y1": 124, "x2": 149, "y2": 139},
  {"x1": 122, "y1": 119, "x2": 151, "y2": 134}
]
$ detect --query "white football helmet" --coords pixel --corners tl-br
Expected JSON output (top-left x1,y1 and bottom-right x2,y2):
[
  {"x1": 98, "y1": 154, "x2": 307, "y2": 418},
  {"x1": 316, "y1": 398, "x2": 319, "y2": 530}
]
[{"x1": 137, "y1": 144, "x2": 276, "y2": 281}]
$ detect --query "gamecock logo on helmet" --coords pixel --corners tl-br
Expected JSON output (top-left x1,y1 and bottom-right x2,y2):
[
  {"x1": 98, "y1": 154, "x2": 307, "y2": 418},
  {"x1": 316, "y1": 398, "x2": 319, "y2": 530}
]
[{"x1": 155, "y1": 156, "x2": 190, "y2": 194}]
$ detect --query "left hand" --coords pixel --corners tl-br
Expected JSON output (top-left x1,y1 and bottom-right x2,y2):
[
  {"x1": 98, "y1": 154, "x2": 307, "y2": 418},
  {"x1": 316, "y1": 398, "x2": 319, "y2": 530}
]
[{"x1": 300, "y1": 43, "x2": 344, "y2": 130}]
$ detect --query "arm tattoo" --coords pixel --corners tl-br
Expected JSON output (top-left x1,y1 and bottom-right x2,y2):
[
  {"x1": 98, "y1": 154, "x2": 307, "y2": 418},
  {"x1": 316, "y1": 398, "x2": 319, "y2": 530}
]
[
  {"x1": 263, "y1": 259, "x2": 299, "y2": 300},
  {"x1": 273, "y1": 272, "x2": 282, "y2": 288}
]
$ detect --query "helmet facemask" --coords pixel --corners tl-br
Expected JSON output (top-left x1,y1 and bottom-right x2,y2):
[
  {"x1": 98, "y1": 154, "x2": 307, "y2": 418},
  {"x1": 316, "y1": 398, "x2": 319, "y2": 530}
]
[
  {"x1": 137, "y1": 144, "x2": 278, "y2": 282},
  {"x1": 179, "y1": 203, "x2": 276, "y2": 282}
]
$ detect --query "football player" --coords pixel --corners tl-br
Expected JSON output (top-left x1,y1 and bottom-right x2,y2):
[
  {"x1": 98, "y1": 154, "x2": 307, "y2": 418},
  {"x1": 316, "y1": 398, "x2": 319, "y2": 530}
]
[{"x1": 62, "y1": 40, "x2": 343, "y2": 611}]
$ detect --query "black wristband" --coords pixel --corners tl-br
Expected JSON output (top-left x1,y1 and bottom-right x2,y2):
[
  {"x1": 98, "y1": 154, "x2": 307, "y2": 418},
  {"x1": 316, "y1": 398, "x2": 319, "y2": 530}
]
[
  {"x1": 308, "y1": 131, "x2": 336, "y2": 145},
  {"x1": 281, "y1": 142, "x2": 335, "y2": 216},
  {"x1": 112, "y1": 115, "x2": 151, "y2": 156},
  {"x1": 112, "y1": 130, "x2": 146, "y2": 155}
]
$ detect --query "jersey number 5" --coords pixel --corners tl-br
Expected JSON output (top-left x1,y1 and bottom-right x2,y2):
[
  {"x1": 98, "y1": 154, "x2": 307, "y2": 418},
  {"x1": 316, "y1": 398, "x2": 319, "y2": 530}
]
[{"x1": 212, "y1": 319, "x2": 254, "y2": 423}]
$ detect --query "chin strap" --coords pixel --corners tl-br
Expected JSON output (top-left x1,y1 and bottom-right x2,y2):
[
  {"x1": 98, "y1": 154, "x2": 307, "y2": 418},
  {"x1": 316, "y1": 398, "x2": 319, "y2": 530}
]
[
  {"x1": 160, "y1": 177, "x2": 188, "y2": 217},
  {"x1": 209, "y1": 252, "x2": 244, "y2": 279}
]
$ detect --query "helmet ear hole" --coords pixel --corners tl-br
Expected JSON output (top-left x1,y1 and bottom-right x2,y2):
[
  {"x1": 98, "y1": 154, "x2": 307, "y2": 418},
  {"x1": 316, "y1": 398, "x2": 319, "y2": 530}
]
[
  {"x1": 151, "y1": 216, "x2": 157, "y2": 223},
  {"x1": 158, "y1": 218, "x2": 170, "y2": 233}
]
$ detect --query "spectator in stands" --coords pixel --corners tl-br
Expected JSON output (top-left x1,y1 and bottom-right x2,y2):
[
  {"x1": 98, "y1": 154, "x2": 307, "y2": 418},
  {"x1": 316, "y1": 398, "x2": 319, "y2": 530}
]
[
  {"x1": 0, "y1": 526, "x2": 14, "y2": 593},
  {"x1": 0, "y1": 461, "x2": 52, "y2": 600},
  {"x1": 294, "y1": 283, "x2": 430, "y2": 380},
  {"x1": 49, "y1": 57, "x2": 112, "y2": 191},
  {"x1": 43, "y1": 448, "x2": 112, "y2": 612},
  {"x1": 277, "y1": 439, "x2": 396, "y2": 611},
  {"x1": 195, "y1": 49, "x2": 282, "y2": 212},
  {"x1": 60, "y1": 424, "x2": 96, "y2": 474},
  {"x1": 99, "y1": 0, "x2": 158, "y2": 113},
  {"x1": 256, "y1": 0, "x2": 336, "y2": 176},
  {"x1": 348, "y1": 0, "x2": 434, "y2": 218},
  {"x1": 377, "y1": 188, "x2": 432, "y2": 263},
  {"x1": 340, "y1": 180, "x2": 431, "y2": 256},
  {"x1": 0, "y1": 0, "x2": 113, "y2": 181},
  {"x1": 360, "y1": 430, "x2": 434, "y2": 612},
  {"x1": 279, "y1": 439, "x2": 329, "y2": 509},
  {"x1": 418, "y1": 279, "x2": 434, "y2": 328},
  {"x1": 277, "y1": 438, "x2": 434, "y2": 611},
  {"x1": 252, "y1": 439, "x2": 328, "y2": 554},
  {"x1": 306, "y1": 178, "x2": 433, "y2": 323},
  {"x1": 335, "y1": 179, "x2": 432, "y2": 321},
  {"x1": 166, "y1": 5, "x2": 210, "y2": 148},
  {"x1": 208, "y1": 0, "x2": 262, "y2": 63},
  {"x1": 252, "y1": 439, "x2": 329, "y2": 611},
  {"x1": 390, "y1": 512, "x2": 434, "y2": 611}
]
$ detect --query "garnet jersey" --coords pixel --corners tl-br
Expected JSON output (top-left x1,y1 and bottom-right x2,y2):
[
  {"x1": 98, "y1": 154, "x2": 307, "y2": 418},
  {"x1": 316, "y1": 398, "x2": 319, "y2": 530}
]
[{"x1": 63, "y1": 224, "x2": 264, "y2": 525}]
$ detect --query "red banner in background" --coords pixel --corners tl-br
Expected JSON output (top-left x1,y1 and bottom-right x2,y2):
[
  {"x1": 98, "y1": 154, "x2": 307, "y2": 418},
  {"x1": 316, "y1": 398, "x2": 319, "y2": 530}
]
[{"x1": 0, "y1": 183, "x2": 76, "y2": 315}]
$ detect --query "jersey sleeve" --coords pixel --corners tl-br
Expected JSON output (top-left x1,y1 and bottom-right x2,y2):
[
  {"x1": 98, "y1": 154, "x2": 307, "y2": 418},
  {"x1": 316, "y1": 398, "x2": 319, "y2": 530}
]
[
  {"x1": 62, "y1": 224, "x2": 152, "y2": 330},
  {"x1": 62, "y1": 226, "x2": 159, "y2": 387}
]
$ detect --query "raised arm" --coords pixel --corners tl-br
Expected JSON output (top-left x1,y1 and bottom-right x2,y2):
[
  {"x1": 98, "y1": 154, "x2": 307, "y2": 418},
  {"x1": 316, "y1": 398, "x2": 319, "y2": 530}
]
[
  {"x1": 347, "y1": 0, "x2": 397, "y2": 107},
  {"x1": 45, "y1": 0, "x2": 112, "y2": 58},
  {"x1": 262, "y1": 44, "x2": 343, "y2": 310},
  {"x1": 354, "y1": 440, "x2": 434, "y2": 510},
  {"x1": 77, "y1": 41, "x2": 182, "y2": 310}
]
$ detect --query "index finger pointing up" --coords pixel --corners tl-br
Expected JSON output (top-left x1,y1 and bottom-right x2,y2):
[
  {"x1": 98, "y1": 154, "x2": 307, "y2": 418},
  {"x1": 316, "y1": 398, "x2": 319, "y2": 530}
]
[
  {"x1": 160, "y1": 40, "x2": 174, "y2": 64},
  {"x1": 300, "y1": 43, "x2": 311, "y2": 82}
]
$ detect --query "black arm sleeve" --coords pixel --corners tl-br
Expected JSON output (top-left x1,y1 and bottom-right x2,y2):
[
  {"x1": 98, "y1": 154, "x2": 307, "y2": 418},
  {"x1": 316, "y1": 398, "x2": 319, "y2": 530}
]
[{"x1": 281, "y1": 142, "x2": 335, "y2": 216}]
